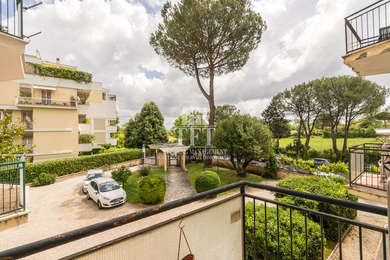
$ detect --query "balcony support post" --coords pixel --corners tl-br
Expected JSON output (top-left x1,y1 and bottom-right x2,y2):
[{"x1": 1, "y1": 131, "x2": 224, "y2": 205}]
[{"x1": 240, "y1": 185, "x2": 246, "y2": 260}]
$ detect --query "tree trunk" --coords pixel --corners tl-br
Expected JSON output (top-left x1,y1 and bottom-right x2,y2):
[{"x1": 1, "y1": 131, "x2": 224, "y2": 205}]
[
  {"x1": 296, "y1": 120, "x2": 303, "y2": 158},
  {"x1": 330, "y1": 125, "x2": 339, "y2": 160},
  {"x1": 204, "y1": 69, "x2": 215, "y2": 168},
  {"x1": 342, "y1": 120, "x2": 351, "y2": 159},
  {"x1": 236, "y1": 164, "x2": 247, "y2": 177}
]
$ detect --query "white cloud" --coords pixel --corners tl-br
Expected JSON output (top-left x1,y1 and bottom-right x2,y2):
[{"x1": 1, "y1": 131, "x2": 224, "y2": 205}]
[{"x1": 23, "y1": 0, "x2": 390, "y2": 128}]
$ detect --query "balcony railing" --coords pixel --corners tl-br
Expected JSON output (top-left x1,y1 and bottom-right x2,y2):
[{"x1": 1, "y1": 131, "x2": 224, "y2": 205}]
[
  {"x1": 0, "y1": 0, "x2": 23, "y2": 38},
  {"x1": 345, "y1": 0, "x2": 390, "y2": 53},
  {"x1": 0, "y1": 181, "x2": 388, "y2": 259},
  {"x1": 15, "y1": 96, "x2": 77, "y2": 108}
]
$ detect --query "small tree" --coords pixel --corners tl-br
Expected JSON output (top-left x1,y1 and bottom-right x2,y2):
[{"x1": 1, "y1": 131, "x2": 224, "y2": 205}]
[
  {"x1": 111, "y1": 166, "x2": 132, "y2": 187},
  {"x1": 262, "y1": 93, "x2": 290, "y2": 140},
  {"x1": 0, "y1": 111, "x2": 25, "y2": 160},
  {"x1": 215, "y1": 104, "x2": 240, "y2": 124},
  {"x1": 213, "y1": 114, "x2": 272, "y2": 177}
]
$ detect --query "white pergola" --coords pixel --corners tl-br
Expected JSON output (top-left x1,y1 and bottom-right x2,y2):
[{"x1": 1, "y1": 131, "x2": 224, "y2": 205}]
[{"x1": 149, "y1": 143, "x2": 190, "y2": 171}]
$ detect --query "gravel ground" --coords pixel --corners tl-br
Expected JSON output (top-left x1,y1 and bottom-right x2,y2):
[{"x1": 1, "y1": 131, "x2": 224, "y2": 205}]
[{"x1": 164, "y1": 167, "x2": 196, "y2": 202}]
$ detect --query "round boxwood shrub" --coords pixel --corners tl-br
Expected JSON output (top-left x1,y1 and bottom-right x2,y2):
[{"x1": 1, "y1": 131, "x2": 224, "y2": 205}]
[
  {"x1": 276, "y1": 176, "x2": 358, "y2": 241},
  {"x1": 195, "y1": 170, "x2": 221, "y2": 193},
  {"x1": 33, "y1": 172, "x2": 57, "y2": 186},
  {"x1": 245, "y1": 203, "x2": 323, "y2": 259},
  {"x1": 137, "y1": 176, "x2": 166, "y2": 204}
]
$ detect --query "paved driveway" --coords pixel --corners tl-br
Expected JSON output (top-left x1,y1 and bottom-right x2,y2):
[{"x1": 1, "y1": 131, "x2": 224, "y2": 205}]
[{"x1": 0, "y1": 168, "x2": 146, "y2": 251}]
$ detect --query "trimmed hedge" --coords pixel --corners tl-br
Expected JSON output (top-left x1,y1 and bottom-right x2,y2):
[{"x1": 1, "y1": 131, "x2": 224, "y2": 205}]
[
  {"x1": 276, "y1": 176, "x2": 358, "y2": 241},
  {"x1": 195, "y1": 170, "x2": 221, "y2": 193},
  {"x1": 33, "y1": 172, "x2": 57, "y2": 186},
  {"x1": 137, "y1": 176, "x2": 166, "y2": 204},
  {"x1": 26, "y1": 149, "x2": 141, "y2": 183},
  {"x1": 245, "y1": 203, "x2": 323, "y2": 259}
]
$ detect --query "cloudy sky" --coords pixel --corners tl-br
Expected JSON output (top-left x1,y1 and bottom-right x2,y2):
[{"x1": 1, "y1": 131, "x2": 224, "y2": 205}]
[{"x1": 23, "y1": 0, "x2": 390, "y2": 128}]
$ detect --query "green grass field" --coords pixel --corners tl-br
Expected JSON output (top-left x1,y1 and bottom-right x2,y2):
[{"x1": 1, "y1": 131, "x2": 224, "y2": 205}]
[
  {"x1": 124, "y1": 167, "x2": 165, "y2": 203},
  {"x1": 278, "y1": 137, "x2": 379, "y2": 151}
]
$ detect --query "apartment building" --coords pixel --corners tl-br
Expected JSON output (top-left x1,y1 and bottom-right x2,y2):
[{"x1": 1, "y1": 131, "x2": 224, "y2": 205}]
[{"x1": 0, "y1": 53, "x2": 117, "y2": 161}]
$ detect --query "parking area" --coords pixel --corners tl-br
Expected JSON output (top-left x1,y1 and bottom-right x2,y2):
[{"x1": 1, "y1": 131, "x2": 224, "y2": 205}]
[{"x1": 0, "y1": 168, "x2": 147, "y2": 251}]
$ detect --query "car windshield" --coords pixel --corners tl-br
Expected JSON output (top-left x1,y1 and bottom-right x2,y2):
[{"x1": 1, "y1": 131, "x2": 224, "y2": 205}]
[
  {"x1": 99, "y1": 182, "x2": 120, "y2": 192},
  {"x1": 86, "y1": 173, "x2": 103, "y2": 180}
]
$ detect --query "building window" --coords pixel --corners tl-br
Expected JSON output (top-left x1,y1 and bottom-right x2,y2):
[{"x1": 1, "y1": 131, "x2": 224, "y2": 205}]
[
  {"x1": 19, "y1": 87, "x2": 32, "y2": 97},
  {"x1": 41, "y1": 90, "x2": 52, "y2": 105},
  {"x1": 79, "y1": 114, "x2": 87, "y2": 124},
  {"x1": 102, "y1": 92, "x2": 106, "y2": 100},
  {"x1": 22, "y1": 111, "x2": 33, "y2": 130}
]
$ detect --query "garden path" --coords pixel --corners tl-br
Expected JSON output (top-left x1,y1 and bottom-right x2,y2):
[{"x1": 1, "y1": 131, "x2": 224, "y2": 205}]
[{"x1": 164, "y1": 166, "x2": 196, "y2": 202}]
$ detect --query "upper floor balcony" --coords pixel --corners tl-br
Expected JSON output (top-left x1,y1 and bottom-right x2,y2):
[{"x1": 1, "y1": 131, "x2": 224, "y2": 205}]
[
  {"x1": 0, "y1": 0, "x2": 28, "y2": 81},
  {"x1": 343, "y1": 0, "x2": 390, "y2": 75},
  {"x1": 15, "y1": 96, "x2": 78, "y2": 109}
]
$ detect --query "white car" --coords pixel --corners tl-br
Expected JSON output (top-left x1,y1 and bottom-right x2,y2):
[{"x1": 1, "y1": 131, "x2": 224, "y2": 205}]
[
  {"x1": 86, "y1": 177, "x2": 127, "y2": 209},
  {"x1": 81, "y1": 169, "x2": 105, "y2": 194}
]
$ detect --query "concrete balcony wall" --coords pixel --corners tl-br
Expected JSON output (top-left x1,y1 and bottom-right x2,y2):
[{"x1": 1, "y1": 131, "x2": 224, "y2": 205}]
[
  {"x1": 0, "y1": 32, "x2": 28, "y2": 81},
  {"x1": 72, "y1": 196, "x2": 242, "y2": 260},
  {"x1": 78, "y1": 143, "x2": 93, "y2": 152},
  {"x1": 78, "y1": 124, "x2": 91, "y2": 135}
]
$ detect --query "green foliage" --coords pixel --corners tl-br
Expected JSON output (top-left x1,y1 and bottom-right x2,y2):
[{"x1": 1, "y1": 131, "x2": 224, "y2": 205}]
[
  {"x1": 295, "y1": 158, "x2": 314, "y2": 173},
  {"x1": 245, "y1": 203, "x2": 323, "y2": 259},
  {"x1": 215, "y1": 105, "x2": 240, "y2": 124},
  {"x1": 195, "y1": 170, "x2": 221, "y2": 193},
  {"x1": 33, "y1": 172, "x2": 57, "y2": 186},
  {"x1": 173, "y1": 111, "x2": 207, "y2": 146},
  {"x1": 139, "y1": 166, "x2": 151, "y2": 177},
  {"x1": 276, "y1": 177, "x2": 358, "y2": 240},
  {"x1": 27, "y1": 62, "x2": 92, "y2": 83},
  {"x1": 124, "y1": 102, "x2": 168, "y2": 148},
  {"x1": 214, "y1": 114, "x2": 272, "y2": 176},
  {"x1": 262, "y1": 93, "x2": 290, "y2": 139},
  {"x1": 0, "y1": 110, "x2": 25, "y2": 159},
  {"x1": 263, "y1": 153, "x2": 279, "y2": 178},
  {"x1": 78, "y1": 134, "x2": 94, "y2": 144},
  {"x1": 322, "y1": 127, "x2": 377, "y2": 138},
  {"x1": 26, "y1": 149, "x2": 141, "y2": 183},
  {"x1": 137, "y1": 176, "x2": 166, "y2": 204},
  {"x1": 370, "y1": 165, "x2": 380, "y2": 174},
  {"x1": 316, "y1": 164, "x2": 330, "y2": 173},
  {"x1": 111, "y1": 166, "x2": 132, "y2": 186},
  {"x1": 329, "y1": 161, "x2": 349, "y2": 175}
]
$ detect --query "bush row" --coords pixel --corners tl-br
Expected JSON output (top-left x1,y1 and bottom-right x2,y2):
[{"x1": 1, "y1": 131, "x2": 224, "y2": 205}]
[
  {"x1": 26, "y1": 149, "x2": 142, "y2": 183},
  {"x1": 280, "y1": 155, "x2": 349, "y2": 175},
  {"x1": 276, "y1": 176, "x2": 358, "y2": 241},
  {"x1": 322, "y1": 127, "x2": 376, "y2": 138}
]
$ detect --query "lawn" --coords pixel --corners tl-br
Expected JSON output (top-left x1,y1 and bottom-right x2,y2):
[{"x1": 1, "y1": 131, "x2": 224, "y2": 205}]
[
  {"x1": 124, "y1": 167, "x2": 165, "y2": 203},
  {"x1": 278, "y1": 136, "x2": 378, "y2": 151},
  {"x1": 187, "y1": 163, "x2": 263, "y2": 194}
]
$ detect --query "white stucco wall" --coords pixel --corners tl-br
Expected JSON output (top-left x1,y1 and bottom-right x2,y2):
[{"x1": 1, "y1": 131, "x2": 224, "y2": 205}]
[{"x1": 75, "y1": 197, "x2": 243, "y2": 260}]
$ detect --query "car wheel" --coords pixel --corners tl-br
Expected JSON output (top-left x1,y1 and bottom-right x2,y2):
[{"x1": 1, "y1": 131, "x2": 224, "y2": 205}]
[
  {"x1": 98, "y1": 200, "x2": 103, "y2": 209},
  {"x1": 86, "y1": 192, "x2": 90, "y2": 200}
]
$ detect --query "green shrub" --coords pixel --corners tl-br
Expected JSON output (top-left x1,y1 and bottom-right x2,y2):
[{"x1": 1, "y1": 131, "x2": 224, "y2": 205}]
[
  {"x1": 316, "y1": 164, "x2": 330, "y2": 173},
  {"x1": 329, "y1": 161, "x2": 349, "y2": 175},
  {"x1": 139, "y1": 166, "x2": 151, "y2": 177},
  {"x1": 137, "y1": 176, "x2": 166, "y2": 204},
  {"x1": 264, "y1": 153, "x2": 279, "y2": 179},
  {"x1": 370, "y1": 165, "x2": 380, "y2": 174},
  {"x1": 33, "y1": 172, "x2": 57, "y2": 186},
  {"x1": 245, "y1": 203, "x2": 323, "y2": 259},
  {"x1": 195, "y1": 170, "x2": 221, "y2": 193},
  {"x1": 78, "y1": 134, "x2": 94, "y2": 144},
  {"x1": 295, "y1": 159, "x2": 314, "y2": 173},
  {"x1": 26, "y1": 149, "x2": 142, "y2": 183},
  {"x1": 276, "y1": 176, "x2": 358, "y2": 241},
  {"x1": 111, "y1": 166, "x2": 132, "y2": 186}
]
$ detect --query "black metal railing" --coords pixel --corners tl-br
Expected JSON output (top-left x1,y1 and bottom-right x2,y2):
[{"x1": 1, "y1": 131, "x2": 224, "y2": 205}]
[
  {"x1": 0, "y1": 0, "x2": 23, "y2": 38},
  {"x1": 345, "y1": 0, "x2": 390, "y2": 53},
  {"x1": 0, "y1": 181, "x2": 387, "y2": 259},
  {"x1": 349, "y1": 143, "x2": 390, "y2": 191}
]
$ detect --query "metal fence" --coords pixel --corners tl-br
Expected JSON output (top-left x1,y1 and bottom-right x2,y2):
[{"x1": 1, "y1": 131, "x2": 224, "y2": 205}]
[
  {"x1": 349, "y1": 143, "x2": 389, "y2": 191},
  {"x1": 0, "y1": 0, "x2": 23, "y2": 38},
  {"x1": 345, "y1": 0, "x2": 390, "y2": 53},
  {"x1": 0, "y1": 154, "x2": 25, "y2": 216},
  {"x1": 0, "y1": 181, "x2": 387, "y2": 259}
]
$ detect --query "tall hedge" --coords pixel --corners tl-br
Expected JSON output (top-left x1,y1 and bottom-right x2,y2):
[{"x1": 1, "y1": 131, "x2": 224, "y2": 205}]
[
  {"x1": 26, "y1": 149, "x2": 141, "y2": 182},
  {"x1": 276, "y1": 176, "x2": 358, "y2": 241}
]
